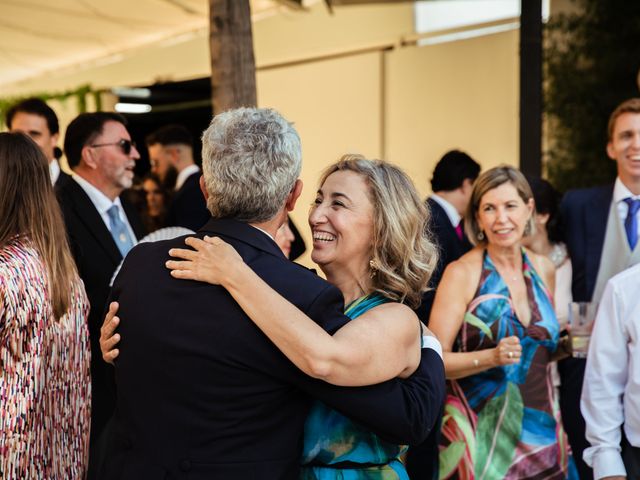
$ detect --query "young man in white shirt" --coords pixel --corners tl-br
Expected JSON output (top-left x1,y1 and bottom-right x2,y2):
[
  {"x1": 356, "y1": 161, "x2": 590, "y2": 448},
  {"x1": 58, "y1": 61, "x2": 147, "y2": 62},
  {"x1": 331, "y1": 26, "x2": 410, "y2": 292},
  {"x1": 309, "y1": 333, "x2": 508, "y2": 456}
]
[{"x1": 581, "y1": 262, "x2": 640, "y2": 479}]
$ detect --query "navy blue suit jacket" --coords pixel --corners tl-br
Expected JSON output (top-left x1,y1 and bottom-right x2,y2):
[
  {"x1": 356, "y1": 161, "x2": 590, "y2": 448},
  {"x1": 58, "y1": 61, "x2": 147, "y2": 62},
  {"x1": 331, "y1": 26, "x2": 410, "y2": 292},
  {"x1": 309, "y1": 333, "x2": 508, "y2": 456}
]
[
  {"x1": 55, "y1": 175, "x2": 146, "y2": 465},
  {"x1": 102, "y1": 218, "x2": 445, "y2": 480},
  {"x1": 416, "y1": 198, "x2": 472, "y2": 325},
  {"x1": 167, "y1": 171, "x2": 210, "y2": 231},
  {"x1": 558, "y1": 183, "x2": 613, "y2": 478},
  {"x1": 560, "y1": 184, "x2": 614, "y2": 302}
]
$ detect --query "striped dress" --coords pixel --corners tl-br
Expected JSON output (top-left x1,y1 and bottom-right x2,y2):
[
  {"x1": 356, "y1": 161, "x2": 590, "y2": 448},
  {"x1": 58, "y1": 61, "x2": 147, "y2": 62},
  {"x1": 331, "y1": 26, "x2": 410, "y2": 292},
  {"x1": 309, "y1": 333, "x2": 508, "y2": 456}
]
[{"x1": 0, "y1": 238, "x2": 91, "y2": 479}]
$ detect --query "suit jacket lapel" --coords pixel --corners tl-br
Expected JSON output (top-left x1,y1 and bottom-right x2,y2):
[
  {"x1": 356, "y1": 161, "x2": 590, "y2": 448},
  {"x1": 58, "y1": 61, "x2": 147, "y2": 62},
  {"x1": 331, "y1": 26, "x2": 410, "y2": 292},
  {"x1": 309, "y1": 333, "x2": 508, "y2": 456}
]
[
  {"x1": 66, "y1": 180, "x2": 124, "y2": 264},
  {"x1": 584, "y1": 185, "x2": 614, "y2": 297},
  {"x1": 121, "y1": 195, "x2": 146, "y2": 241}
]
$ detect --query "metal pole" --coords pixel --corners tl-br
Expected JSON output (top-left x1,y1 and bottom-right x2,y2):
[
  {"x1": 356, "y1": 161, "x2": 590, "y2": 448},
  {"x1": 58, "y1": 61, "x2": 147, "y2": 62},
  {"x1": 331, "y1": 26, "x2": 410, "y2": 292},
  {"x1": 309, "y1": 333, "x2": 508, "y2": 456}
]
[{"x1": 520, "y1": 0, "x2": 543, "y2": 176}]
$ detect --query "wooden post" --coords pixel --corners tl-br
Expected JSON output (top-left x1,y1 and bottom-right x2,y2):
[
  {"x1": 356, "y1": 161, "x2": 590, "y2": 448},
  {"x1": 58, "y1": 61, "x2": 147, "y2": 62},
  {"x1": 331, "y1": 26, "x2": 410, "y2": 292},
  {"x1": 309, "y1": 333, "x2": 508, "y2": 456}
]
[
  {"x1": 520, "y1": 0, "x2": 543, "y2": 176},
  {"x1": 209, "y1": 0, "x2": 257, "y2": 113}
]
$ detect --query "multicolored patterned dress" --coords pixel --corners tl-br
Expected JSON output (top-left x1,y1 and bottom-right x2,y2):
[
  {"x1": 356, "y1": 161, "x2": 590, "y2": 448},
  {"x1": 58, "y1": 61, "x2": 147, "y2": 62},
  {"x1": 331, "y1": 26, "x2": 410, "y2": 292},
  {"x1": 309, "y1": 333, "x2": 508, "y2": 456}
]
[
  {"x1": 0, "y1": 238, "x2": 91, "y2": 479},
  {"x1": 301, "y1": 293, "x2": 409, "y2": 480},
  {"x1": 439, "y1": 249, "x2": 577, "y2": 479}
]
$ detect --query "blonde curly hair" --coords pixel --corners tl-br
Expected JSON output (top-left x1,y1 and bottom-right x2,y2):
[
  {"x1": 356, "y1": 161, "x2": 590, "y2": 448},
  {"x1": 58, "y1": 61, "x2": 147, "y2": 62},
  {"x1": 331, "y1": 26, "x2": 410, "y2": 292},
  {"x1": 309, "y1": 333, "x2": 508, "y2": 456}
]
[{"x1": 318, "y1": 154, "x2": 438, "y2": 308}]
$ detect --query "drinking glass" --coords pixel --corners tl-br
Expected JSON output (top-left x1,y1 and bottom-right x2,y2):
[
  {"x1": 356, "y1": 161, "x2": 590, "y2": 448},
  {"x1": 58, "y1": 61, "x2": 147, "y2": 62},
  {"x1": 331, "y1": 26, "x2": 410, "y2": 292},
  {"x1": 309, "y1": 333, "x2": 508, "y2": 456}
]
[{"x1": 567, "y1": 301, "x2": 597, "y2": 358}]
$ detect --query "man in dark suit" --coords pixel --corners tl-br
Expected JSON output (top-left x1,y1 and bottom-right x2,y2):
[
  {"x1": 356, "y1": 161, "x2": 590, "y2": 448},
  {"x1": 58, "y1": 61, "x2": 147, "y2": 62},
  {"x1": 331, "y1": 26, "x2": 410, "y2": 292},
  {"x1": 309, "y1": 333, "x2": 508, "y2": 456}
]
[
  {"x1": 6, "y1": 97, "x2": 71, "y2": 186},
  {"x1": 416, "y1": 150, "x2": 480, "y2": 325},
  {"x1": 560, "y1": 97, "x2": 640, "y2": 477},
  {"x1": 146, "y1": 124, "x2": 209, "y2": 230},
  {"x1": 101, "y1": 107, "x2": 445, "y2": 480},
  {"x1": 408, "y1": 150, "x2": 480, "y2": 479},
  {"x1": 56, "y1": 112, "x2": 146, "y2": 478}
]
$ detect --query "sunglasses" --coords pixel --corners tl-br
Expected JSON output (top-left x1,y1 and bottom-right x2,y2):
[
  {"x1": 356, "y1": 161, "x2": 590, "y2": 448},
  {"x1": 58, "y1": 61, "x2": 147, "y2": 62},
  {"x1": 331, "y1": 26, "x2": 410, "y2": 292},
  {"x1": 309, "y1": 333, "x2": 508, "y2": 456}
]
[{"x1": 90, "y1": 139, "x2": 136, "y2": 155}]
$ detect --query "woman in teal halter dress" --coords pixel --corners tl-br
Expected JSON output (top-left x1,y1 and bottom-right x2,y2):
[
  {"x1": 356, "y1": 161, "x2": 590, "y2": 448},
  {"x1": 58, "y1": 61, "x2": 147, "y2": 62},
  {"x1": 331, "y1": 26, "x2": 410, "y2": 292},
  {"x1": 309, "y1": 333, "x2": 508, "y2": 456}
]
[
  {"x1": 430, "y1": 166, "x2": 577, "y2": 479},
  {"x1": 154, "y1": 155, "x2": 443, "y2": 478},
  {"x1": 301, "y1": 293, "x2": 410, "y2": 479}
]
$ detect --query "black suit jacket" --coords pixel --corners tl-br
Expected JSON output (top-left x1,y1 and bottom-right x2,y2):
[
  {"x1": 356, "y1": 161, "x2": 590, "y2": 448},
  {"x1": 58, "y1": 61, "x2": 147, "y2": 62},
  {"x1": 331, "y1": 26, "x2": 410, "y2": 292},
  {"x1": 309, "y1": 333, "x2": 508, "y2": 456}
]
[
  {"x1": 557, "y1": 183, "x2": 613, "y2": 479},
  {"x1": 416, "y1": 198, "x2": 472, "y2": 324},
  {"x1": 560, "y1": 184, "x2": 613, "y2": 302},
  {"x1": 408, "y1": 198, "x2": 471, "y2": 479},
  {"x1": 166, "y1": 171, "x2": 210, "y2": 231},
  {"x1": 54, "y1": 169, "x2": 72, "y2": 188},
  {"x1": 102, "y1": 218, "x2": 445, "y2": 480},
  {"x1": 55, "y1": 176, "x2": 146, "y2": 448}
]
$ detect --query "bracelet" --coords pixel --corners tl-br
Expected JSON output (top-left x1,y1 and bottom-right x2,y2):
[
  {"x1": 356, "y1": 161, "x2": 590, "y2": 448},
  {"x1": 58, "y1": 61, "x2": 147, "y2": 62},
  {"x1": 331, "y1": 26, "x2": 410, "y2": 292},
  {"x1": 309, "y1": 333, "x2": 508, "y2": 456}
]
[{"x1": 473, "y1": 358, "x2": 479, "y2": 368}]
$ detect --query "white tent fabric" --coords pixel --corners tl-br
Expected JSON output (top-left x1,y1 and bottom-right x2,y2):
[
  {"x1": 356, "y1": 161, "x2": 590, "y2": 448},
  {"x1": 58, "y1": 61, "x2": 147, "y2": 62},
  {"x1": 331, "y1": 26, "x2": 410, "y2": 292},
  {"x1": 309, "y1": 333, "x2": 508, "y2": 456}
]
[{"x1": 0, "y1": 0, "x2": 291, "y2": 89}]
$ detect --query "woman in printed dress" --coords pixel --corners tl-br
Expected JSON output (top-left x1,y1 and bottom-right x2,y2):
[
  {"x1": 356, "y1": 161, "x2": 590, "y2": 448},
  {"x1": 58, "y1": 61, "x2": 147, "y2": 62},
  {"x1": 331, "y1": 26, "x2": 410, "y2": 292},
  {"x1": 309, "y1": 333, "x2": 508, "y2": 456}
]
[
  {"x1": 102, "y1": 154, "x2": 444, "y2": 479},
  {"x1": 0, "y1": 132, "x2": 91, "y2": 478},
  {"x1": 429, "y1": 166, "x2": 576, "y2": 479}
]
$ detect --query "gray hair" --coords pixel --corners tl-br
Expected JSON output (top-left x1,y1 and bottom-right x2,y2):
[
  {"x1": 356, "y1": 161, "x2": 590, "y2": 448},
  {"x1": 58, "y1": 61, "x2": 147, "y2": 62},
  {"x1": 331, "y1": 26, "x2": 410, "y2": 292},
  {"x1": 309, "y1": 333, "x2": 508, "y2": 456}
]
[{"x1": 201, "y1": 107, "x2": 302, "y2": 222}]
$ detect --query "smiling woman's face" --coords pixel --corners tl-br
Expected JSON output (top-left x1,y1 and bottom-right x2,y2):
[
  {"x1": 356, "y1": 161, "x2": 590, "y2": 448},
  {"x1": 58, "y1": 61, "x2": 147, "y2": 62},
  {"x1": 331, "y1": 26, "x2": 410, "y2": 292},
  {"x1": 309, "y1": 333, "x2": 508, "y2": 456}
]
[
  {"x1": 308, "y1": 170, "x2": 374, "y2": 272},
  {"x1": 476, "y1": 181, "x2": 533, "y2": 248}
]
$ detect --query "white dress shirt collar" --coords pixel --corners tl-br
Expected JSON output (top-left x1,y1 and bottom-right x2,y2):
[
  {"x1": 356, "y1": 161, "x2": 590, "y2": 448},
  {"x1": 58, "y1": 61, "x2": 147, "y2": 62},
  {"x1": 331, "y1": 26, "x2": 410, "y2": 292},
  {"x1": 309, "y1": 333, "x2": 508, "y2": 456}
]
[
  {"x1": 613, "y1": 177, "x2": 640, "y2": 203},
  {"x1": 175, "y1": 164, "x2": 200, "y2": 191},
  {"x1": 430, "y1": 193, "x2": 461, "y2": 228},
  {"x1": 71, "y1": 174, "x2": 136, "y2": 242},
  {"x1": 49, "y1": 158, "x2": 60, "y2": 185},
  {"x1": 72, "y1": 173, "x2": 123, "y2": 217}
]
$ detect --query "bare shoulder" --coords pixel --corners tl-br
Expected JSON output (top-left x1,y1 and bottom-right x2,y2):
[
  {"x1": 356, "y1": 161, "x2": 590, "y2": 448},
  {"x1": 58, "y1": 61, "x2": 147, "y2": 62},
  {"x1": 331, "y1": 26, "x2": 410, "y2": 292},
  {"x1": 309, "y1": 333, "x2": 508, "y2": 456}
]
[{"x1": 445, "y1": 248, "x2": 483, "y2": 283}]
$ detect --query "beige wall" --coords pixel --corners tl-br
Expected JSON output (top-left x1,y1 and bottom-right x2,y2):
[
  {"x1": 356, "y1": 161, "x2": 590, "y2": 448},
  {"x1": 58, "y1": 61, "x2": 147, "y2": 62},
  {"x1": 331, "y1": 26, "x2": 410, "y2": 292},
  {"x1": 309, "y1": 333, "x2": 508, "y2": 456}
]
[
  {"x1": 256, "y1": 29, "x2": 519, "y2": 267},
  {"x1": 257, "y1": 51, "x2": 383, "y2": 267},
  {"x1": 1, "y1": 2, "x2": 520, "y2": 268},
  {"x1": 385, "y1": 29, "x2": 520, "y2": 198}
]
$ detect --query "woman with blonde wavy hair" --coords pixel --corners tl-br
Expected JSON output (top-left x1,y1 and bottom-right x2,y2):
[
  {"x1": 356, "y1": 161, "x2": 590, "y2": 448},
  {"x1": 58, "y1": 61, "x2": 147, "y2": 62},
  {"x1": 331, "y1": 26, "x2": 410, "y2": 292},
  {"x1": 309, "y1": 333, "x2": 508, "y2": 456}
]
[{"x1": 164, "y1": 154, "x2": 439, "y2": 479}]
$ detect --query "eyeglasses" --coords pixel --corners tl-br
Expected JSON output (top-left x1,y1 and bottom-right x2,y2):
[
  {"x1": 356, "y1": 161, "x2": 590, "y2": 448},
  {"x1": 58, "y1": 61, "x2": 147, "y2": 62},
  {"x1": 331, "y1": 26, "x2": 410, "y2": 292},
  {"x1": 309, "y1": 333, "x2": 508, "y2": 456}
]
[{"x1": 90, "y1": 139, "x2": 136, "y2": 155}]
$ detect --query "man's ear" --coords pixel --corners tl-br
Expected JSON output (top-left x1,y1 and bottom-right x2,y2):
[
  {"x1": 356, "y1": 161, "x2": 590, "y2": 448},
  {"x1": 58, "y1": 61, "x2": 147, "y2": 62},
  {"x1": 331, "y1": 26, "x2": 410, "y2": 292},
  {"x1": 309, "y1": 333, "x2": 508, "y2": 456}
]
[
  {"x1": 285, "y1": 179, "x2": 303, "y2": 212},
  {"x1": 81, "y1": 145, "x2": 98, "y2": 169},
  {"x1": 199, "y1": 175, "x2": 209, "y2": 201},
  {"x1": 606, "y1": 141, "x2": 616, "y2": 160},
  {"x1": 168, "y1": 146, "x2": 180, "y2": 166}
]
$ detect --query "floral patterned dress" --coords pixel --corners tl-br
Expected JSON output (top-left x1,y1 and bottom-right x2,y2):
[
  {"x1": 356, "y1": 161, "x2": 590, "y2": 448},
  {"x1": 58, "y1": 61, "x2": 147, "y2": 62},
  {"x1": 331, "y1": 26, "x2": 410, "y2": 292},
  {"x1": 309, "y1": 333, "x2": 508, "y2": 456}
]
[
  {"x1": 0, "y1": 238, "x2": 91, "y2": 479},
  {"x1": 439, "y1": 249, "x2": 577, "y2": 479},
  {"x1": 301, "y1": 293, "x2": 409, "y2": 480}
]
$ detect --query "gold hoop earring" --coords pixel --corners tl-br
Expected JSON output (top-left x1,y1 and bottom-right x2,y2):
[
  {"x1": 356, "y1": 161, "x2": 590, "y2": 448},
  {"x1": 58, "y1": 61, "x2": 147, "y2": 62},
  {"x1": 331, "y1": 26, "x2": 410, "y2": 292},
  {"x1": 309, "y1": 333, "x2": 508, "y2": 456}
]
[{"x1": 369, "y1": 259, "x2": 379, "y2": 278}]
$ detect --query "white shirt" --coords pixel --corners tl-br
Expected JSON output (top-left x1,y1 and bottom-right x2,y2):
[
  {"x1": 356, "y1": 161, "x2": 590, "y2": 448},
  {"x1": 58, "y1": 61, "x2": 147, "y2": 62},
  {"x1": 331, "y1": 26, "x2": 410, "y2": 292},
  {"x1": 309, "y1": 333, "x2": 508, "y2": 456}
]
[
  {"x1": 430, "y1": 193, "x2": 461, "y2": 228},
  {"x1": 175, "y1": 164, "x2": 200, "y2": 192},
  {"x1": 581, "y1": 262, "x2": 640, "y2": 478},
  {"x1": 49, "y1": 158, "x2": 60, "y2": 185},
  {"x1": 72, "y1": 174, "x2": 136, "y2": 241},
  {"x1": 614, "y1": 177, "x2": 640, "y2": 238}
]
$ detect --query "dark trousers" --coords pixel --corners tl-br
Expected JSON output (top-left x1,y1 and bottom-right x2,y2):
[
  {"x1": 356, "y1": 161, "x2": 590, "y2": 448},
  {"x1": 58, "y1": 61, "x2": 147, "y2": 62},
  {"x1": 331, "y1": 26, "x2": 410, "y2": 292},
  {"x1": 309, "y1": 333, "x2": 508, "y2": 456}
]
[
  {"x1": 558, "y1": 357, "x2": 592, "y2": 479},
  {"x1": 623, "y1": 434, "x2": 640, "y2": 479},
  {"x1": 406, "y1": 411, "x2": 442, "y2": 479}
]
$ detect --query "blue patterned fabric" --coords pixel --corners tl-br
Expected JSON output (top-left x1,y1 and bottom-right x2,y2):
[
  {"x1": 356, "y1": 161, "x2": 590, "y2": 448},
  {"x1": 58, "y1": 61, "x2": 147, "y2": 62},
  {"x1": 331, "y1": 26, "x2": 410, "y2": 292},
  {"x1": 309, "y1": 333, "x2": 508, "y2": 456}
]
[
  {"x1": 300, "y1": 293, "x2": 409, "y2": 480},
  {"x1": 438, "y1": 249, "x2": 578, "y2": 479}
]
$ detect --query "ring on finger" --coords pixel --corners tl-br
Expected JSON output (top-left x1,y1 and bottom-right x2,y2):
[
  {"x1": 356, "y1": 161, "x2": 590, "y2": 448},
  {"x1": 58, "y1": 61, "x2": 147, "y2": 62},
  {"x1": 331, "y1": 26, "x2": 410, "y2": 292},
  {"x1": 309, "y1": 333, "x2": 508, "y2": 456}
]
[{"x1": 508, "y1": 351, "x2": 513, "y2": 359}]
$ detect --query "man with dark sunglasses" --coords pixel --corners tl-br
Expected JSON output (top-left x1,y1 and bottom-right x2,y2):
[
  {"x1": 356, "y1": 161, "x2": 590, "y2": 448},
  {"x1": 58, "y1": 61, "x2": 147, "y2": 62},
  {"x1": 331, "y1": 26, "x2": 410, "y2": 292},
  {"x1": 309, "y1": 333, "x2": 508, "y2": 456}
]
[{"x1": 55, "y1": 112, "x2": 146, "y2": 479}]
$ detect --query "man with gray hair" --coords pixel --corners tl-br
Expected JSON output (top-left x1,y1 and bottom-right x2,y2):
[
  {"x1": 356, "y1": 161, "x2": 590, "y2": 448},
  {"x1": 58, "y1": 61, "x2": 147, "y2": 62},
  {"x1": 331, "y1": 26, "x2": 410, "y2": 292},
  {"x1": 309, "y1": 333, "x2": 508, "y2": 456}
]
[{"x1": 99, "y1": 107, "x2": 444, "y2": 480}]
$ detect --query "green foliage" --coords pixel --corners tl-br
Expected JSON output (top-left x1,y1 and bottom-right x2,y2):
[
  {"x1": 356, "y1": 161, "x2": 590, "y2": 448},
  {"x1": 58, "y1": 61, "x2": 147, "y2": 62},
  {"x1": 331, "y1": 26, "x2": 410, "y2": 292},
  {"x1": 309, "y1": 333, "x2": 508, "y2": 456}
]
[
  {"x1": 0, "y1": 84, "x2": 101, "y2": 129},
  {"x1": 544, "y1": 0, "x2": 640, "y2": 192}
]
